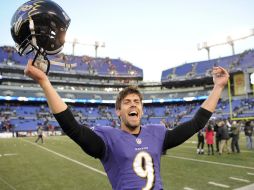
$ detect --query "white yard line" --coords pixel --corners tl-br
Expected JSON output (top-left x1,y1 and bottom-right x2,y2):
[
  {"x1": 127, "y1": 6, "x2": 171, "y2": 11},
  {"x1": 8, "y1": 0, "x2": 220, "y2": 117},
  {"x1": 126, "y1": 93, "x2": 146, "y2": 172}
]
[
  {"x1": 247, "y1": 172, "x2": 254, "y2": 176},
  {"x1": 184, "y1": 187, "x2": 195, "y2": 190},
  {"x1": 3, "y1": 153, "x2": 17, "y2": 156},
  {"x1": 0, "y1": 176, "x2": 17, "y2": 190},
  {"x1": 208, "y1": 181, "x2": 230, "y2": 188},
  {"x1": 22, "y1": 139, "x2": 107, "y2": 176},
  {"x1": 166, "y1": 155, "x2": 254, "y2": 170},
  {"x1": 229, "y1": 177, "x2": 250, "y2": 183},
  {"x1": 0, "y1": 153, "x2": 17, "y2": 157}
]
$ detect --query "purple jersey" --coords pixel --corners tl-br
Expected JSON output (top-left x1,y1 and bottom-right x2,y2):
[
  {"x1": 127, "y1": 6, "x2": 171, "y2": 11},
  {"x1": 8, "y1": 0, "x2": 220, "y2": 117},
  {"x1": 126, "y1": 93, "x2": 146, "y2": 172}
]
[{"x1": 93, "y1": 124, "x2": 167, "y2": 190}]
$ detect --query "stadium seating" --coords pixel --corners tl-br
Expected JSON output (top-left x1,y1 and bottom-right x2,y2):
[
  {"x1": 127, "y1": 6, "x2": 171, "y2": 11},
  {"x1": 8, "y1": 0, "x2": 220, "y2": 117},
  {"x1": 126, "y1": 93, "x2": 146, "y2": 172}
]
[
  {"x1": 1, "y1": 98, "x2": 253, "y2": 132},
  {"x1": 0, "y1": 46, "x2": 143, "y2": 78},
  {"x1": 0, "y1": 46, "x2": 253, "y2": 133},
  {"x1": 161, "y1": 49, "x2": 254, "y2": 82}
]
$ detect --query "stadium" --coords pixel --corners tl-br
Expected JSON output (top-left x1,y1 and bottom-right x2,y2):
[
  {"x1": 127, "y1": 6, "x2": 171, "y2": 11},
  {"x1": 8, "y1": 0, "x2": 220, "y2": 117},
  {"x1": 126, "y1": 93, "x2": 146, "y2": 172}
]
[{"x1": 1, "y1": 1, "x2": 254, "y2": 190}]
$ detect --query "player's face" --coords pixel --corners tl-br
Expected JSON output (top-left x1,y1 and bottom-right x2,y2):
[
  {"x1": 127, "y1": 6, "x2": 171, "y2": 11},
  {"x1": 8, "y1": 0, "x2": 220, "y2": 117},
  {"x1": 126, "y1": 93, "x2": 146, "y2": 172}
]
[{"x1": 116, "y1": 93, "x2": 143, "y2": 133}]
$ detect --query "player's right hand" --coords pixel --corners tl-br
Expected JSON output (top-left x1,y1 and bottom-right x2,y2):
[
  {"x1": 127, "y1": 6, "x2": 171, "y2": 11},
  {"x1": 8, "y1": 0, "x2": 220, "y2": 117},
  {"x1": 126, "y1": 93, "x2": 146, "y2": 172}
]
[{"x1": 24, "y1": 59, "x2": 49, "y2": 85}]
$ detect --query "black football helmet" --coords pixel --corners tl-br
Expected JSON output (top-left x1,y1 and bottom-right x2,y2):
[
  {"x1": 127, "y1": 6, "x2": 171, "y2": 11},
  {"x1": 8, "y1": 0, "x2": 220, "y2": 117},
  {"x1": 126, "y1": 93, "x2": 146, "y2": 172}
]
[{"x1": 10, "y1": 0, "x2": 71, "y2": 74}]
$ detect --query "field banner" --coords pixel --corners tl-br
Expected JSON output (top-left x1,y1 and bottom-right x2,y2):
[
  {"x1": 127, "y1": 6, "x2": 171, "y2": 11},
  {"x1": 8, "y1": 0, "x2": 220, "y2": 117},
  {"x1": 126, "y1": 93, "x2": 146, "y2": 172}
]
[{"x1": 233, "y1": 73, "x2": 245, "y2": 95}]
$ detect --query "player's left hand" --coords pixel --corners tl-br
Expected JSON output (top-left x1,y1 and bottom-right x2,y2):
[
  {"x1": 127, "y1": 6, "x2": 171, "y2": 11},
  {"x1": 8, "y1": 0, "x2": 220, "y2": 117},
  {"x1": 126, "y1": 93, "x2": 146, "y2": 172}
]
[{"x1": 212, "y1": 66, "x2": 229, "y2": 88}]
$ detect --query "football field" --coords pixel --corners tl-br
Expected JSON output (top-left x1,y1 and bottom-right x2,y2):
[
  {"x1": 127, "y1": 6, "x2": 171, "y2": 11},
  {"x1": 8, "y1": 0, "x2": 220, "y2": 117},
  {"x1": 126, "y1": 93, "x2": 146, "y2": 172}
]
[{"x1": 0, "y1": 134, "x2": 254, "y2": 190}]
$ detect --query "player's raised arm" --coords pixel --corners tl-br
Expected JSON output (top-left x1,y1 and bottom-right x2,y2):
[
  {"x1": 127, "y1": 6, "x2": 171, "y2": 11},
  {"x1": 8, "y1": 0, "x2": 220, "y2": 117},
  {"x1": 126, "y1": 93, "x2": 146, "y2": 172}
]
[
  {"x1": 25, "y1": 59, "x2": 106, "y2": 158},
  {"x1": 163, "y1": 66, "x2": 229, "y2": 150},
  {"x1": 24, "y1": 59, "x2": 68, "y2": 114},
  {"x1": 201, "y1": 66, "x2": 229, "y2": 112}
]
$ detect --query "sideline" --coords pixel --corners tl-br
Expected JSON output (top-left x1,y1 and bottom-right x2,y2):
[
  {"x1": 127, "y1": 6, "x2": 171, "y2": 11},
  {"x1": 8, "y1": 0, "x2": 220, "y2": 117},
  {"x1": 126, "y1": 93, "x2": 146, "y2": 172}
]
[
  {"x1": 182, "y1": 143, "x2": 254, "y2": 153},
  {"x1": 22, "y1": 139, "x2": 107, "y2": 176},
  {"x1": 0, "y1": 176, "x2": 17, "y2": 190},
  {"x1": 234, "y1": 183, "x2": 254, "y2": 190},
  {"x1": 166, "y1": 155, "x2": 254, "y2": 170}
]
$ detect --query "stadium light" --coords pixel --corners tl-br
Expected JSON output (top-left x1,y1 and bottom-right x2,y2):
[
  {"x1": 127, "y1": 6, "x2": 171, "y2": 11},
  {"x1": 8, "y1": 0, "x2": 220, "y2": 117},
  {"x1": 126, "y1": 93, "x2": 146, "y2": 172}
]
[
  {"x1": 197, "y1": 42, "x2": 210, "y2": 60},
  {"x1": 197, "y1": 28, "x2": 254, "y2": 60},
  {"x1": 72, "y1": 38, "x2": 78, "y2": 55},
  {"x1": 66, "y1": 38, "x2": 105, "y2": 57},
  {"x1": 226, "y1": 36, "x2": 235, "y2": 55},
  {"x1": 94, "y1": 41, "x2": 105, "y2": 58}
]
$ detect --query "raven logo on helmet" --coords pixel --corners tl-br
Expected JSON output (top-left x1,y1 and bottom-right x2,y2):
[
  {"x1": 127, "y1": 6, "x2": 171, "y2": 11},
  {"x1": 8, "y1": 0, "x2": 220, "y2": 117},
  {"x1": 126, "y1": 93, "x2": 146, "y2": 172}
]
[
  {"x1": 10, "y1": 0, "x2": 71, "y2": 74},
  {"x1": 20, "y1": 4, "x2": 33, "y2": 12}
]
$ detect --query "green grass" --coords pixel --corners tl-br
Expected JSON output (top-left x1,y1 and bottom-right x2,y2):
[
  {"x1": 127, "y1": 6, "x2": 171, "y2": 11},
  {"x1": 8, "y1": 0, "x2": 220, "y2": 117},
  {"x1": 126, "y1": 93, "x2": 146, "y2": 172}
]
[{"x1": 0, "y1": 134, "x2": 253, "y2": 190}]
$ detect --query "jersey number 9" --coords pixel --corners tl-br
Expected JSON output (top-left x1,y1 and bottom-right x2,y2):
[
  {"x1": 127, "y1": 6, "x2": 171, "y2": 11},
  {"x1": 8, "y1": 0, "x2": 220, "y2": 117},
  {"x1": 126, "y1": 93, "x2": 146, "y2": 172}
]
[{"x1": 133, "y1": 151, "x2": 155, "y2": 190}]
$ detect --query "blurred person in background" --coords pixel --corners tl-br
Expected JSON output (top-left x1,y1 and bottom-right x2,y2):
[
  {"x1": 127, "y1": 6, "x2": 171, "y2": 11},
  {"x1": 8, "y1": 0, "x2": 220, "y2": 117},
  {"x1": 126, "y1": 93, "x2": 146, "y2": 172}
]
[
  {"x1": 35, "y1": 125, "x2": 44, "y2": 144},
  {"x1": 231, "y1": 121, "x2": 240, "y2": 153},
  {"x1": 197, "y1": 129, "x2": 205, "y2": 154},
  {"x1": 218, "y1": 120, "x2": 231, "y2": 155},
  {"x1": 205, "y1": 122, "x2": 214, "y2": 155},
  {"x1": 213, "y1": 120, "x2": 220, "y2": 152},
  {"x1": 244, "y1": 120, "x2": 253, "y2": 149}
]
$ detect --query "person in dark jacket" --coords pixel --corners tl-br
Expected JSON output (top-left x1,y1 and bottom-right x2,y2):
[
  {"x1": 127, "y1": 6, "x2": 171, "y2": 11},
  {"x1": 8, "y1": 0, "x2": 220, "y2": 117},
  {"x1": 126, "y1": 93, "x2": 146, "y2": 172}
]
[
  {"x1": 218, "y1": 120, "x2": 231, "y2": 154},
  {"x1": 231, "y1": 121, "x2": 240, "y2": 153},
  {"x1": 244, "y1": 121, "x2": 253, "y2": 149},
  {"x1": 197, "y1": 129, "x2": 205, "y2": 154},
  {"x1": 213, "y1": 121, "x2": 220, "y2": 152}
]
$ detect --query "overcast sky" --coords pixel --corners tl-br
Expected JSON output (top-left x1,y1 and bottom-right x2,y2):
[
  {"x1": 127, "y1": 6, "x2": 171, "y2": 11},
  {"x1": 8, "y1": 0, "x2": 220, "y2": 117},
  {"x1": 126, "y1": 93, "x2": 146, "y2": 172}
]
[{"x1": 1, "y1": 0, "x2": 254, "y2": 81}]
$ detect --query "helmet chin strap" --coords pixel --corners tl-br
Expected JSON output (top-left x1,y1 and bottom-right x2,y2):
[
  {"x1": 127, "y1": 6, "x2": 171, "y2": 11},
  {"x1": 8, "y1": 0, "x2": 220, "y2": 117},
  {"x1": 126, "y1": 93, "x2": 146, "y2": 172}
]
[
  {"x1": 29, "y1": 19, "x2": 50, "y2": 75},
  {"x1": 32, "y1": 49, "x2": 51, "y2": 75}
]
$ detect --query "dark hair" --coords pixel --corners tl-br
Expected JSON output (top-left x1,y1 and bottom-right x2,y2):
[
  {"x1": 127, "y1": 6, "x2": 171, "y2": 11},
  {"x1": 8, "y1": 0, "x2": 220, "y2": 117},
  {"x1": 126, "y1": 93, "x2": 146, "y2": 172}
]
[
  {"x1": 115, "y1": 86, "x2": 143, "y2": 110},
  {"x1": 207, "y1": 125, "x2": 212, "y2": 131}
]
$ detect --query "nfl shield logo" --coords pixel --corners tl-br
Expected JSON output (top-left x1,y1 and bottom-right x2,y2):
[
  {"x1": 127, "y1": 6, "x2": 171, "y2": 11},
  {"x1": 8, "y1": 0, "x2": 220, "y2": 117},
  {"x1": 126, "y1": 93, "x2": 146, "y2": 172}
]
[{"x1": 136, "y1": 138, "x2": 142, "y2": 144}]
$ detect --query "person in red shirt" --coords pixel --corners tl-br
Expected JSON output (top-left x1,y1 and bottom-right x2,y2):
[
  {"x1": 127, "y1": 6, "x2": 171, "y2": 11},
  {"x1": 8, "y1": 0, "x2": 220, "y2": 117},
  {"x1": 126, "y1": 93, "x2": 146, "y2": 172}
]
[{"x1": 205, "y1": 123, "x2": 214, "y2": 155}]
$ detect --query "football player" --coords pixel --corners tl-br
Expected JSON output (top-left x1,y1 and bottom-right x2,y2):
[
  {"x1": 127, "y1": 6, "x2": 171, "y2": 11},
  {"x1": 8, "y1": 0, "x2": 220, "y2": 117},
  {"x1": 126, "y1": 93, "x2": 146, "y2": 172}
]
[{"x1": 25, "y1": 59, "x2": 229, "y2": 189}]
